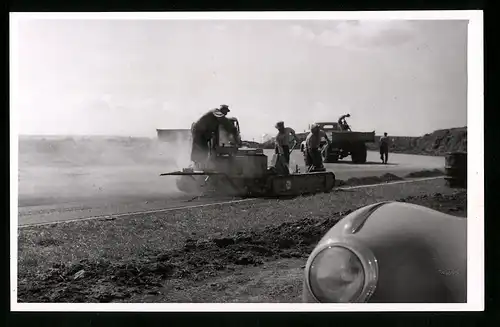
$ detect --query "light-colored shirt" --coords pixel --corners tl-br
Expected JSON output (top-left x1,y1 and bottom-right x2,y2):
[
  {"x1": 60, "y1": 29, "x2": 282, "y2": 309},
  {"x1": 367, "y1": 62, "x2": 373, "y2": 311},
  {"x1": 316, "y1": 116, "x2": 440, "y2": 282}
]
[
  {"x1": 306, "y1": 130, "x2": 327, "y2": 149},
  {"x1": 275, "y1": 127, "x2": 296, "y2": 146}
]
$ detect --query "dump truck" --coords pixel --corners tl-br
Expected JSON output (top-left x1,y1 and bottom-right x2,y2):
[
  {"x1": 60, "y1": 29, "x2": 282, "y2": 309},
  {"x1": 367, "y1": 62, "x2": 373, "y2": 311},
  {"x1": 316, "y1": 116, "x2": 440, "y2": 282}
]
[
  {"x1": 160, "y1": 117, "x2": 336, "y2": 197},
  {"x1": 300, "y1": 121, "x2": 375, "y2": 164}
]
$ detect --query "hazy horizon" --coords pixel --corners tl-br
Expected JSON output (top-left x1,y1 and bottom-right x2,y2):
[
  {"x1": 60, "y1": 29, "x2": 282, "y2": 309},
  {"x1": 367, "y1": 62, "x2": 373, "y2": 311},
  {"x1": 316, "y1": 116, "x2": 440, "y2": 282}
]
[
  {"x1": 13, "y1": 18, "x2": 468, "y2": 141},
  {"x1": 17, "y1": 124, "x2": 468, "y2": 141}
]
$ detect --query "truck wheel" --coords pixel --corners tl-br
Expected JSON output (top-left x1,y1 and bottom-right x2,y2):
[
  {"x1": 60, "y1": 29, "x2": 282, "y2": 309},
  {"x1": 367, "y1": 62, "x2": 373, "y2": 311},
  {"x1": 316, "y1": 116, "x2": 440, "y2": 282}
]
[
  {"x1": 325, "y1": 153, "x2": 339, "y2": 163},
  {"x1": 351, "y1": 143, "x2": 367, "y2": 164}
]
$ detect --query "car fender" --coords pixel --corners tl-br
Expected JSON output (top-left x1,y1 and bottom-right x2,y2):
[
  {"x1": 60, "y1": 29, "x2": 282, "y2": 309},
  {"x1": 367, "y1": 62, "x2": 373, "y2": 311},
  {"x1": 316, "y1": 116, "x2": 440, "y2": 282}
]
[{"x1": 303, "y1": 201, "x2": 467, "y2": 303}]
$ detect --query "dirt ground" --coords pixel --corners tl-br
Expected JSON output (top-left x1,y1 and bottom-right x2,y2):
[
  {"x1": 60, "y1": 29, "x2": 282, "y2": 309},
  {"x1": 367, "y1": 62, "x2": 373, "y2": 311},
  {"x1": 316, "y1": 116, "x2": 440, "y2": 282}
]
[
  {"x1": 127, "y1": 190, "x2": 467, "y2": 304},
  {"x1": 18, "y1": 180, "x2": 466, "y2": 303}
]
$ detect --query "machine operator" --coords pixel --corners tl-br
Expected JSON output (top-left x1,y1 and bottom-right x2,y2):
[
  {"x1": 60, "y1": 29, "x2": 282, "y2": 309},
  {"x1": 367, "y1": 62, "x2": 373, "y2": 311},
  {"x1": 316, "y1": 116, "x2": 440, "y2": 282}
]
[{"x1": 190, "y1": 104, "x2": 240, "y2": 165}]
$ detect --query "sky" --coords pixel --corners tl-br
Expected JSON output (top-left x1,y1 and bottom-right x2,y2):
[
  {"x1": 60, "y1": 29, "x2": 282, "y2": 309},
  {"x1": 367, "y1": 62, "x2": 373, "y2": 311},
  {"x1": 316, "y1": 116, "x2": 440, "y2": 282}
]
[{"x1": 13, "y1": 18, "x2": 468, "y2": 141}]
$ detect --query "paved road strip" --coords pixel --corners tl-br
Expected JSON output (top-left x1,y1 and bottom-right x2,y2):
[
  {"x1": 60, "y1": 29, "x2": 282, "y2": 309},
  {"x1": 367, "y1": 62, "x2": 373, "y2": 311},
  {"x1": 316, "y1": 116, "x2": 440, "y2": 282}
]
[{"x1": 18, "y1": 176, "x2": 445, "y2": 228}]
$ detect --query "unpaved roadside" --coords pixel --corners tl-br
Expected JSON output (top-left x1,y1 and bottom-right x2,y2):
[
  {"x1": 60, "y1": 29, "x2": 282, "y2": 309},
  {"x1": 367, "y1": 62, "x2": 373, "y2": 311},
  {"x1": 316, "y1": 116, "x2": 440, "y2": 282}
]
[
  {"x1": 124, "y1": 188, "x2": 467, "y2": 303},
  {"x1": 18, "y1": 178, "x2": 466, "y2": 303},
  {"x1": 131, "y1": 258, "x2": 306, "y2": 303}
]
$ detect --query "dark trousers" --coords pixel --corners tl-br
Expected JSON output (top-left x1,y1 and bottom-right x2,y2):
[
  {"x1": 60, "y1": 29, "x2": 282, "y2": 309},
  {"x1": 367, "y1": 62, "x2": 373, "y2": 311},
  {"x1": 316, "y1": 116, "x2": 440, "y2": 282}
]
[
  {"x1": 380, "y1": 145, "x2": 389, "y2": 164},
  {"x1": 307, "y1": 148, "x2": 324, "y2": 170},
  {"x1": 191, "y1": 132, "x2": 211, "y2": 163},
  {"x1": 275, "y1": 145, "x2": 290, "y2": 165}
]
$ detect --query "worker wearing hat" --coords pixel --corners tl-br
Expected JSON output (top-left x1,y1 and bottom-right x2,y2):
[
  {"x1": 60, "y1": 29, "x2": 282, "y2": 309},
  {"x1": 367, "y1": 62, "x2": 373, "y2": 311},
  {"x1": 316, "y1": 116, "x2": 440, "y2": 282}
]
[
  {"x1": 274, "y1": 121, "x2": 300, "y2": 166},
  {"x1": 214, "y1": 104, "x2": 230, "y2": 117},
  {"x1": 304, "y1": 124, "x2": 331, "y2": 171},
  {"x1": 190, "y1": 104, "x2": 239, "y2": 164}
]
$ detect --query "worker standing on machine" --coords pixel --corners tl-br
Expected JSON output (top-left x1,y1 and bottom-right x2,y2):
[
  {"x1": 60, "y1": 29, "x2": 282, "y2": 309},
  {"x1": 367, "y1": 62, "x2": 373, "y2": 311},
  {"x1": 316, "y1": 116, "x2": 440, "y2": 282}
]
[
  {"x1": 274, "y1": 121, "x2": 300, "y2": 166},
  {"x1": 338, "y1": 113, "x2": 351, "y2": 131},
  {"x1": 305, "y1": 124, "x2": 331, "y2": 171},
  {"x1": 190, "y1": 104, "x2": 239, "y2": 165}
]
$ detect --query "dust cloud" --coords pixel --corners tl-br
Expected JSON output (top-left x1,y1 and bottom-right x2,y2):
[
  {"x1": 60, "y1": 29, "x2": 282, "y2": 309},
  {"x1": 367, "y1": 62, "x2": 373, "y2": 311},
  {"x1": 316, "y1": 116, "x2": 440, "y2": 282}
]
[{"x1": 18, "y1": 133, "x2": 193, "y2": 206}]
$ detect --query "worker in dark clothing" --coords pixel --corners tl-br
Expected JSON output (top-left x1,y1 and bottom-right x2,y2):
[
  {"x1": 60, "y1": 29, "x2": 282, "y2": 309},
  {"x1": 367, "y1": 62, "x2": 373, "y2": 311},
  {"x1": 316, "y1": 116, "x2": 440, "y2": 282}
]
[
  {"x1": 190, "y1": 104, "x2": 239, "y2": 165},
  {"x1": 274, "y1": 121, "x2": 300, "y2": 166},
  {"x1": 338, "y1": 113, "x2": 351, "y2": 131},
  {"x1": 379, "y1": 132, "x2": 390, "y2": 164},
  {"x1": 305, "y1": 124, "x2": 331, "y2": 171}
]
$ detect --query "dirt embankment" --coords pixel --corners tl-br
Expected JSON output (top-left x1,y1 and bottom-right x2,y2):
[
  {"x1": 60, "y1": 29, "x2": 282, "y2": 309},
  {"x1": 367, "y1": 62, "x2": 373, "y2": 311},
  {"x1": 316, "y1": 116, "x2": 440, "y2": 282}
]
[
  {"x1": 254, "y1": 127, "x2": 467, "y2": 156},
  {"x1": 367, "y1": 127, "x2": 467, "y2": 156},
  {"x1": 335, "y1": 170, "x2": 443, "y2": 187}
]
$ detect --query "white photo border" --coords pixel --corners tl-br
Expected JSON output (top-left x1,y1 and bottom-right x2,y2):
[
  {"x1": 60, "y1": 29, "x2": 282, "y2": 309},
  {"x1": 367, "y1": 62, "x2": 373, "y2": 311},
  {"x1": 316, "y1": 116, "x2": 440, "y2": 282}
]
[{"x1": 9, "y1": 10, "x2": 484, "y2": 312}]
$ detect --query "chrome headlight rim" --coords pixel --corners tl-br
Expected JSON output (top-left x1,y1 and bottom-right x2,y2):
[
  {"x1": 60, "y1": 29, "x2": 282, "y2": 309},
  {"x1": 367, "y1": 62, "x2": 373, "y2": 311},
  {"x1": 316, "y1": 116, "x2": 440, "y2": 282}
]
[{"x1": 305, "y1": 238, "x2": 379, "y2": 303}]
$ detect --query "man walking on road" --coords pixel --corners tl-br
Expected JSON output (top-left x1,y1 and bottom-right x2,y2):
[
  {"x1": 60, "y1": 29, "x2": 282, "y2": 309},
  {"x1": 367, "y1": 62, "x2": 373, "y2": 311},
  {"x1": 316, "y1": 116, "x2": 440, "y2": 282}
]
[
  {"x1": 274, "y1": 121, "x2": 300, "y2": 166},
  {"x1": 380, "y1": 132, "x2": 390, "y2": 164}
]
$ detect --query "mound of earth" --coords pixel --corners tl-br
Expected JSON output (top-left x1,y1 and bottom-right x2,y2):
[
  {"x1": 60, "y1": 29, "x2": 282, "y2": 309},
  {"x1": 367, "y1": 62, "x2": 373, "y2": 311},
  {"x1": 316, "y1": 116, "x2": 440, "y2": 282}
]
[
  {"x1": 336, "y1": 173, "x2": 403, "y2": 187},
  {"x1": 398, "y1": 191, "x2": 467, "y2": 214},
  {"x1": 405, "y1": 169, "x2": 445, "y2": 178},
  {"x1": 367, "y1": 127, "x2": 467, "y2": 156}
]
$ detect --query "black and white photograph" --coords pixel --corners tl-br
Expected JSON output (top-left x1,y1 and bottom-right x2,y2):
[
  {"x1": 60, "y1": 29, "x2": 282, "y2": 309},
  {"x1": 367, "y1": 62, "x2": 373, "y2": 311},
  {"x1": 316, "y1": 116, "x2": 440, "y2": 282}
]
[{"x1": 10, "y1": 11, "x2": 483, "y2": 310}]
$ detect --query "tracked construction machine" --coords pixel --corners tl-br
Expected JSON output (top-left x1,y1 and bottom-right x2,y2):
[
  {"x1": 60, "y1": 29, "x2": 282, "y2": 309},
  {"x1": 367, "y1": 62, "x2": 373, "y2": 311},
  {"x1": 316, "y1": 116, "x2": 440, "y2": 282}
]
[{"x1": 161, "y1": 117, "x2": 336, "y2": 197}]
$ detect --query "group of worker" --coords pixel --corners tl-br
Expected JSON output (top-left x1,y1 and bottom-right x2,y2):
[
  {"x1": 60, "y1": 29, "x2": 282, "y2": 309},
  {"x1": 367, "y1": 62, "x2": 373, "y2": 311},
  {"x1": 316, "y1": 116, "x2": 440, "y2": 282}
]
[
  {"x1": 274, "y1": 121, "x2": 334, "y2": 172},
  {"x1": 189, "y1": 104, "x2": 390, "y2": 171}
]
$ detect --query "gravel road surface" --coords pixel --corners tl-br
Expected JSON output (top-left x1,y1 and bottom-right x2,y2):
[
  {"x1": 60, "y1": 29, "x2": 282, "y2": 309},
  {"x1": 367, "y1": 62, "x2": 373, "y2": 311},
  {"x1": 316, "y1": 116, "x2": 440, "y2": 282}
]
[{"x1": 18, "y1": 151, "x2": 444, "y2": 226}]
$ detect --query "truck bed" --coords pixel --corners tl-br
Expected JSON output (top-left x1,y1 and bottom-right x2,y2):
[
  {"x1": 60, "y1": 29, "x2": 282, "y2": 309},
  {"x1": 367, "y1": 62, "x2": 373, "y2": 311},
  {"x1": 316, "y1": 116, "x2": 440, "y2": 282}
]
[{"x1": 330, "y1": 131, "x2": 376, "y2": 143}]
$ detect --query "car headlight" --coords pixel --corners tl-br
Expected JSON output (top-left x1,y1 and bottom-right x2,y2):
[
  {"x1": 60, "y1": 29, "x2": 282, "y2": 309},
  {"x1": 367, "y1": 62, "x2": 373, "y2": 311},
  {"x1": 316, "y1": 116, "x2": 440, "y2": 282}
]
[{"x1": 307, "y1": 243, "x2": 378, "y2": 303}]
